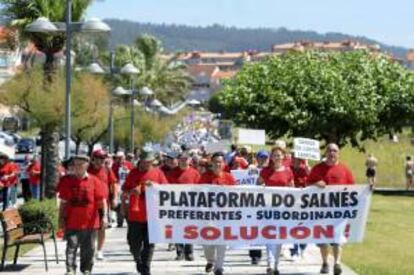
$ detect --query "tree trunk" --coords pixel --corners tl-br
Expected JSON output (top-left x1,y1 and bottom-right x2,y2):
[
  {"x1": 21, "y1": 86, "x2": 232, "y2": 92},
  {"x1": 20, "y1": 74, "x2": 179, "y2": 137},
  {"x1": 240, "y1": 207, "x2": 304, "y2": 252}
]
[
  {"x1": 43, "y1": 52, "x2": 55, "y2": 82},
  {"x1": 40, "y1": 124, "x2": 60, "y2": 199}
]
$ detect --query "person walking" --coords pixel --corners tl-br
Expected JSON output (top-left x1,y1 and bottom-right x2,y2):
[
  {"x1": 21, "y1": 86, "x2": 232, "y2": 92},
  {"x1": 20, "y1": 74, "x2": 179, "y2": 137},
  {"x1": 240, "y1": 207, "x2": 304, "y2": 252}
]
[
  {"x1": 112, "y1": 151, "x2": 134, "y2": 227},
  {"x1": 87, "y1": 149, "x2": 116, "y2": 261},
  {"x1": 122, "y1": 147, "x2": 168, "y2": 275},
  {"x1": 20, "y1": 155, "x2": 31, "y2": 202},
  {"x1": 248, "y1": 150, "x2": 269, "y2": 265},
  {"x1": 0, "y1": 153, "x2": 19, "y2": 210},
  {"x1": 258, "y1": 146, "x2": 294, "y2": 275},
  {"x1": 307, "y1": 143, "x2": 355, "y2": 275},
  {"x1": 27, "y1": 155, "x2": 41, "y2": 200},
  {"x1": 199, "y1": 152, "x2": 236, "y2": 275},
  {"x1": 58, "y1": 155, "x2": 106, "y2": 275},
  {"x1": 405, "y1": 156, "x2": 414, "y2": 190},
  {"x1": 365, "y1": 154, "x2": 378, "y2": 189},
  {"x1": 290, "y1": 155, "x2": 311, "y2": 259},
  {"x1": 170, "y1": 152, "x2": 201, "y2": 261}
]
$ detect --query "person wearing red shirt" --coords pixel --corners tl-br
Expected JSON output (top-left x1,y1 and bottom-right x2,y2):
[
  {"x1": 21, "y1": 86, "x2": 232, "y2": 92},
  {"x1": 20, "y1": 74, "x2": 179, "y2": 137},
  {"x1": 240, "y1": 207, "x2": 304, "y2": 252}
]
[
  {"x1": 27, "y1": 155, "x2": 41, "y2": 200},
  {"x1": 87, "y1": 149, "x2": 117, "y2": 261},
  {"x1": 199, "y1": 152, "x2": 236, "y2": 275},
  {"x1": 0, "y1": 153, "x2": 19, "y2": 210},
  {"x1": 170, "y1": 152, "x2": 201, "y2": 261},
  {"x1": 122, "y1": 148, "x2": 168, "y2": 275},
  {"x1": 290, "y1": 156, "x2": 311, "y2": 259},
  {"x1": 160, "y1": 152, "x2": 179, "y2": 183},
  {"x1": 58, "y1": 155, "x2": 105, "y2": 275},
  {"x1": 307, "y1": 143, "x2": 355, "y2": 275},
  {"x1": 258, "y1": 146, "x2": 293, "y2": 275},
  {"x1": 228, "y1": 156, "x2": 249, "y2": 171}
]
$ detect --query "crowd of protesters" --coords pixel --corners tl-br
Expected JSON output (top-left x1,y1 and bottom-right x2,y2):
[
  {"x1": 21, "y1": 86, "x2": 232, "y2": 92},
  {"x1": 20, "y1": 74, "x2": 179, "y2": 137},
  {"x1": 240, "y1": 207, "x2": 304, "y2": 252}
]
[{"x1": 47, "y1": 139, "x2": 363, "y2": 275}]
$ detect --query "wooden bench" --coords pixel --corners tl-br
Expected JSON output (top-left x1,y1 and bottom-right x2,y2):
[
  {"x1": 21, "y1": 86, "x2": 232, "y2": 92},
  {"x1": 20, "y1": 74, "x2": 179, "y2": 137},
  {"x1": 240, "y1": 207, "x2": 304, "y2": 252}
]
[{"x1": 0, "y1": 208, "x2": 59, "y2": 271}]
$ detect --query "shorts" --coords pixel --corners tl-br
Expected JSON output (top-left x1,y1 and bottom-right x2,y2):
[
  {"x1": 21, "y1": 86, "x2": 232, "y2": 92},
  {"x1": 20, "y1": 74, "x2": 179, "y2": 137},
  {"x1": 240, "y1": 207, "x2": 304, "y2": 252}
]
[{"x1": 366, "y1": 168, "x2": 376, "y2": 178}]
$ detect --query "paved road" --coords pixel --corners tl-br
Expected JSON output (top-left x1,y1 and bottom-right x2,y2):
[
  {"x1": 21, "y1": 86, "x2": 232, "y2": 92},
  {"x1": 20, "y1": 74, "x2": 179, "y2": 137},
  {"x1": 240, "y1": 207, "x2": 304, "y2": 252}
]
[{"x1": 1, "y1": 226, "x2": 357, "y2": 275}]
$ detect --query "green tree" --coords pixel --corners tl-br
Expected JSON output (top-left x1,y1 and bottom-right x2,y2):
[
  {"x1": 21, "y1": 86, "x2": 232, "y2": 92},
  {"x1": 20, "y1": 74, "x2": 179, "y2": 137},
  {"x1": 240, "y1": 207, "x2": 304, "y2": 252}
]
[
  {"x1": 71, "y1": 73, "x2": 109, "y2": 154},
  {"x1": 0, "y1": 68, "x2": 108, "y2": 196},
  {"x1": 0, "y1": 0, "x2": 95, "y2": 198},
  {"x1": 108, "y1": 34, "x2": 192, "y2": 105},
  {"x1": 212, "y1": 50, "x2": 414, "y2": 148},
  {"x1": 112, "y1": 106, "x2": 187, "y2": 151}
]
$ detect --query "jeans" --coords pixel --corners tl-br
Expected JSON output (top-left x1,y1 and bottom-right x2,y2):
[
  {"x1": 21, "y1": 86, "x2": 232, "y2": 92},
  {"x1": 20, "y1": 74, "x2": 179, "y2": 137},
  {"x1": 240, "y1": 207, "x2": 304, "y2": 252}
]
[
  {"x1": 249, "y1": 249, "x2": 262, "y2": 259},
  {"x1": 21, "y1": 178, "x2": 31, "y2": 202},
  {"x1": 30, "y1": 184, "x2": 40, "y2": 200},
  {"x1": 266, "y1": 244, "x2": 282, "y2": 269},
  {"x1": 291, "y1": 243, "x2": 307, "y2": 256},
  {"x1": 203, "y1": 245, "x2": 227, "y2": 271},
  {"x1": 176, "y1": 243, "x2": 193, "y2": 256},
  {"x1": 65, "y1": 230, "x2": 97, "y2": 273},
  {"x1": 127, "y1": 222, "x2": 154, "y2": 275},
  {"x1": 1, "y1": 187, "x2": 9, "y2": 210}
]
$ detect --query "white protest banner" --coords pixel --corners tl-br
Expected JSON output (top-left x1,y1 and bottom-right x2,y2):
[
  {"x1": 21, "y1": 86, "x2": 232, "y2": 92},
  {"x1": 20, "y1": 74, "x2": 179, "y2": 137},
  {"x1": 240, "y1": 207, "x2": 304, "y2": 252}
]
[
  {"x1": 204, "y1": 140, "x2": 231, "y2": 154},
  {"x1": 231, "y1": 169, "x2": 260, "y2": 185},
  {"x1": 238, "y1": 128, "x2": 266, "y2": 145},
  {"x1": 147, "y1": 185, "x2": 372, "y2": 245},
  {"x1": 293, "y1": 138, "x2": 320, "y2": 161}
]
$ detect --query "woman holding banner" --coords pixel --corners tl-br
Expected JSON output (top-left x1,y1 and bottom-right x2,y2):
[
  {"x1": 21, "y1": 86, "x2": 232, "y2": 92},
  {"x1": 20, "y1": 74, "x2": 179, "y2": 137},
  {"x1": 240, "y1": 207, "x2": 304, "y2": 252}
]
[
  {"x1": 248, "y1": 150, "x2": 269, "y2": 265},
  {"x1": 258, "y1": 146, "x2": 294, "y2": 275},
  {"x1": 199, "y1": 152, "x2": 236, "y2": 275}
]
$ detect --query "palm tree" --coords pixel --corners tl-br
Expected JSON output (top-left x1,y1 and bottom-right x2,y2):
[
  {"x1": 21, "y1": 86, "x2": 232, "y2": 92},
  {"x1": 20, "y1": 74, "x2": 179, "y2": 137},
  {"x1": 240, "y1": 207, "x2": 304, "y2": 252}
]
[
  {"x1": 0, "y1": 0, "x2": 94, "y2": 198},
  {"x1": 113, "y1": 35, "x2": 192, "y2": 105}
]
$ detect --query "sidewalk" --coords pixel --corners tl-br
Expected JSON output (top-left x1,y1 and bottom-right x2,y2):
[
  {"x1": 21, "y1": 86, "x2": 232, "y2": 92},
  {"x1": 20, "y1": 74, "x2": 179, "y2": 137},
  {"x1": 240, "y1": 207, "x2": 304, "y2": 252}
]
[{"x1": 1, "y1": 226, "x2": 357, "y2": 275}]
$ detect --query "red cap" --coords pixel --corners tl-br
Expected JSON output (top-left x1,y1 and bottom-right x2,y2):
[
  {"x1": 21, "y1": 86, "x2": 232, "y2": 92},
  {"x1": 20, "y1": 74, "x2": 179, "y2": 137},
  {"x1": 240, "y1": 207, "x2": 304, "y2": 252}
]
[{"x1": 92, "y1": 149, "x2": 108, "y2": 159}]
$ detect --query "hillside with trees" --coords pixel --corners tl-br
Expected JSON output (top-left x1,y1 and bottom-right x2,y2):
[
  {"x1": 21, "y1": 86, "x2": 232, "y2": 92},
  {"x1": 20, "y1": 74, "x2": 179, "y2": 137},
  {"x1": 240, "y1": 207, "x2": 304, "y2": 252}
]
[{"x1": 104, "y1": 19, "x2": 408, "y2": 59}]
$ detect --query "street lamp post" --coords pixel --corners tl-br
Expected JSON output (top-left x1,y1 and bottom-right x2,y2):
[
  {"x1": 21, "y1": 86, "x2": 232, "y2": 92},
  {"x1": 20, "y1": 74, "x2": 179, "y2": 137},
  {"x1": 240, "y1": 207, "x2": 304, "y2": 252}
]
[
  {"x1": 88, "y1": 60, "x2": 139, "y2": 154},
  {"x1": 64, "y1": 0, "x2": 72, "y2": 160},
  {"x1": 26, "y1": 5, "x2": 111, "y2": 160},
  {"x1": 120, "y1": 63, "x2": 139, "y2": 152}
]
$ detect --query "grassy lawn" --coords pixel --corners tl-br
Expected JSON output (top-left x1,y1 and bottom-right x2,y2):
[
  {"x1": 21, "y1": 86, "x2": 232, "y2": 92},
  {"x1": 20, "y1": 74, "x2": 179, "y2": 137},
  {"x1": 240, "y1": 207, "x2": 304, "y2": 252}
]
[
  {"x1": 340, "y1": 132, "x2": 413, "y2": 188},
  {"x1": 343, "y1": 194, "x2": 414, "y2": 275},
  {"x1": 256, "y1": 130, "x2": 414, "y2": 188}
]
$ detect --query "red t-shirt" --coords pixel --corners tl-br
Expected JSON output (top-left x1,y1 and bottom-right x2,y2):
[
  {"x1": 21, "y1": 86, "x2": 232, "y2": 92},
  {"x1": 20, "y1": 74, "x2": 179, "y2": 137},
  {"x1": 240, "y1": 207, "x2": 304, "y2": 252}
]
[
  {"x1": 198, "y1": 171, "x2": 236, "y2": 185},
  {"x1": 161, "y1": 165, "x2": 178, "y2": 184},
  {"x1": 307, "y1": 162, "x2": 355, "y2": 185},
  {"x1": 122, "y1": 167, "x2": 168, "y2": 222},
  {"x1": 58, "y1": 174, "x2": 105, "y2": 230},
  {"x1": 260, "y1": 166, "x2": 294, "y2": 187},
  {"x1": 170, "y1": 167, "x2": 201, "y2": 184},
  {"x1": 0, "y1": 162, "x2": 19, "y2": 187},
  {"x1": 27, "y1": 161, "x2": 41, "y2": 185},
  {"x1": 88, "y1": 166, "x2": 117, "y2": 199},
  {"x1": 291, "y1": 164, "x2": 309, "y2": 188}
]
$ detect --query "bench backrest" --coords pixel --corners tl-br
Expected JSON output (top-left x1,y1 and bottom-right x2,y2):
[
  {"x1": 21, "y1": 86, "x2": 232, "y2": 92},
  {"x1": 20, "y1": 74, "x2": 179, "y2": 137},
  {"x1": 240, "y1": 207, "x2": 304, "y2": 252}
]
[{"x1": 0, "y1": 208, "x2": 24, "y2": 243}]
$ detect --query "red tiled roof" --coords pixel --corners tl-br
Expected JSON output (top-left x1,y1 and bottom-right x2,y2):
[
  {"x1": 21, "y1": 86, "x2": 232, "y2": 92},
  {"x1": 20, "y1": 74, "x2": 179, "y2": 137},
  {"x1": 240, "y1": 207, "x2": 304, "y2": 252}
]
[
  {"x1": 407, "y1": 50, "x2": 414, "y2": 62},
  {"x1": 186, "y1": 64, "x2": 219, "y2": 77}
]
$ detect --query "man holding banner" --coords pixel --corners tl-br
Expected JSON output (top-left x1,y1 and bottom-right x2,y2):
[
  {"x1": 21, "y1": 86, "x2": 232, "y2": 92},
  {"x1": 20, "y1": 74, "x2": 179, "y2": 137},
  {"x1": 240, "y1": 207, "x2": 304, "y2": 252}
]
[
  {"x1": 307, "y1": 143, "x2": 355, "y2": 275},
  {"x1": 122, "y1": 148, "x2": 168, "y2": 275},
  {"x1": 199, "y1": 152, "x2": 236, "y2": 275}
]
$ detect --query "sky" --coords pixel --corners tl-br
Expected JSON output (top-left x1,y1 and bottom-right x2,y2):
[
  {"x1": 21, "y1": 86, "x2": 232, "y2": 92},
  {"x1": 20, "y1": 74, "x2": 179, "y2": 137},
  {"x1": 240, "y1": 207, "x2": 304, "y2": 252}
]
[{"x1": 88, "y1": 0, "x2": 414, "y2": 48}]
